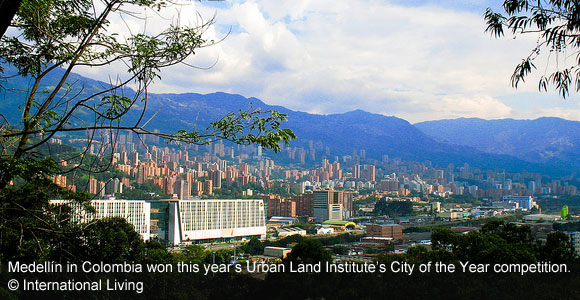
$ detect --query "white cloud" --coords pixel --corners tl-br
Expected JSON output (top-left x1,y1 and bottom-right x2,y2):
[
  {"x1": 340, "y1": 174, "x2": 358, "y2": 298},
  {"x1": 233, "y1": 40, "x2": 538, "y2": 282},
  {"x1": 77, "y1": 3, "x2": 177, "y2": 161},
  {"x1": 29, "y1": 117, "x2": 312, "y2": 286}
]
[
  {"x1": 524, "y1": 105, "x2": 580, "y2": 121},
  {"x1": 436, "y1": 95, "x2": 513, "y2": 118},
  {"x1": 71, "y1": 0, "x2": 580, "y2": 122}
]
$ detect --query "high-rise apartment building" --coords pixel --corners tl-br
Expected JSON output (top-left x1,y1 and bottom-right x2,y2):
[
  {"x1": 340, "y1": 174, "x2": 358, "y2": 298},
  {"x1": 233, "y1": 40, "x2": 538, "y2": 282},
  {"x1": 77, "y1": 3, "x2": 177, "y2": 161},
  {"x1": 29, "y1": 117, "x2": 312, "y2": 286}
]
[
  {"x1": 208, "y1": 170, "x2": 223, "y2": 189},
  {"x1": 294, "y1": 192, "x2": 314, "y2": 216},
  {"x1": 313, "y1": 190, "x2": 344, "y2": 222},
  {"x1": 203, "y1": 180, "x2": 213, "y2": 196}
]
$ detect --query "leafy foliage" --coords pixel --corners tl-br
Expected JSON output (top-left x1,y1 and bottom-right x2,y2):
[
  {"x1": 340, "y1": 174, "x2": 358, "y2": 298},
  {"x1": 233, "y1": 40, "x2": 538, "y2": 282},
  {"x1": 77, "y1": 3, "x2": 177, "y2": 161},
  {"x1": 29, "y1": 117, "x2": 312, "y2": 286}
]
[
  {"x1": 240, "y1": 237, "x2": 264, "y2": 255},
  {"x1": 0, "y1": 157, "x2": 92, "y2": 263},
  {"x1": 0, "y1": 2, "x2": 295, "y2": 290},
  {"x1": 536, "y1": 230, "x2": 577, "y2": 263},
  {"x1": 82, "y1": 218, "x2": 146, "y2": 263},
  {"x1": 373, "y1": 199, "x2": 413, "y2": 216},
  {"x1": 0, "y1": 0, "x2": 295, "y2": 170},
  {"x1": 554, "y1": 220, "x2": 580, "y2": 231},
  {"x1": 485, "y1": 1, "x2": 580, "y2": 97},
  {"x1": 284, "y1": 238, "x2": 332, "y2": 264},
  {"x1": 429, "y1": 220, "x2": 577, "y2": 263}
]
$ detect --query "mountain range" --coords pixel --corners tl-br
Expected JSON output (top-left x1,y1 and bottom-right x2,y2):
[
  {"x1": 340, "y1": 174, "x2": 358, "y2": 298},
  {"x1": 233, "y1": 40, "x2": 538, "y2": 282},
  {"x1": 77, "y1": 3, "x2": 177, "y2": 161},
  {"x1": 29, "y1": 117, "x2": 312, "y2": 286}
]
[
  {"x1": 1, "y1": 66, "x2": 577, "y2": 175},
  {"x1": 415, "y1": 118, "x2": 580, "y2": 169}
]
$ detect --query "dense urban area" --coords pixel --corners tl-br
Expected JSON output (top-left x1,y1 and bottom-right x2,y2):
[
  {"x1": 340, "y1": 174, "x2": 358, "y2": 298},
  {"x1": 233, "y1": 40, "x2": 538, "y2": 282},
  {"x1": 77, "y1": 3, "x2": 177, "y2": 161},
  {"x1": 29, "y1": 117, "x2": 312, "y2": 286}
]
[{"x1": 44, "y1": 131, "x2": 580, "y2": 264}]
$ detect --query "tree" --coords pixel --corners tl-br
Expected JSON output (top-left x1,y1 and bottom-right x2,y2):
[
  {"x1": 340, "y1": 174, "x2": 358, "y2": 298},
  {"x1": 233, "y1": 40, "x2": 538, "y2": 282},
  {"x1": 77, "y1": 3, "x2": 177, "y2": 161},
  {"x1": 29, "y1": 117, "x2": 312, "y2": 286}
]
[
  {"x1": 332, "y1": 245, "x2": 347, "y2": 255},
  {"x1": 431, "y1": 221, "x2": 538, "y2": 264},
  {"x1": 481, "y1": 220, "x2": 533, "y2": 245},
  {"x1": 536, "y1": 231, "x2": 576, "y2": 263},
  {"x1": 431, "y1": 228, "x2": 458, "y2": 252},
  {"x1": 82, "y1": 217, "x2": 146, "y2": 263},
  {"x1": 405, "y1": 245, "x2": 429, "y2": 263},
  {"x1": 241, "y1": 237, "x2": 264, "y2": 255},
  {"x1": 0, "y1": 0, "x2": 295, "y2": 179},
  {"x1": 484, "y1": 1, "x2": 580, "y2": 98},
  {"x1": 284, "y1": 239, "x2": 332, "y2": 264},
  {"x1": 0, "y1": 157, "x2": 91, "y2": 263},
  {"x1": 373, "y1": 199, "x2": 413, "y2": 216},
  {"x1": 0, "y1": 0, "x2": 295, "y2": 270},
  {"x1": 177, "y1": 244, "x2": 206, "y2": 264}
]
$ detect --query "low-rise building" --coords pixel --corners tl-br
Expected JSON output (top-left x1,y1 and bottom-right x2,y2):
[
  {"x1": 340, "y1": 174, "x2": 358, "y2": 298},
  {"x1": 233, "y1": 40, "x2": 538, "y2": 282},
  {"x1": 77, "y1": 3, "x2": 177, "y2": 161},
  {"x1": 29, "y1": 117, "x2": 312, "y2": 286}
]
[
  {"x1": 263, "y1": 246, "x2": 292, "y2": 258},
  {"x1": 523, "y1": 214, "x2": 561, "y2": 222},
  {"x1": 277, "y1": 226, "x2": 307, "y2": 237},
  {"x1": 366, "y1": 223, "x2": 403, "y2": 240},
  {"x1": 437, "y1": 211, "x2": 464, "y2": 220}
]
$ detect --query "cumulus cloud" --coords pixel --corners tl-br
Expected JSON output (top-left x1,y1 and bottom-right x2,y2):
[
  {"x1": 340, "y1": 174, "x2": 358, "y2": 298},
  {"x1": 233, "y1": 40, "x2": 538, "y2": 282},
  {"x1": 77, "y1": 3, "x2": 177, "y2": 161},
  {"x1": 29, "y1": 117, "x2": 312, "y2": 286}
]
[
  {"x1": 524, "y1": 105, "x2": 580, "y2": 121},
  {"x1": 436, "y1": 95, "x2": 513, "y2": 118},
  {"x1": 71, "y1": 0, "x2": 580, "y2": 122}
]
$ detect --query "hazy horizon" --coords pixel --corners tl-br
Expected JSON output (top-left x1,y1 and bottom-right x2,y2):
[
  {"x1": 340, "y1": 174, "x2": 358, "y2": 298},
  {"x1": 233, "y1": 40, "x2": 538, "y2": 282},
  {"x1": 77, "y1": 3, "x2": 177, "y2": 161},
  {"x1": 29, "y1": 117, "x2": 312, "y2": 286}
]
[{"x1": 53, "y1": 0, "x2": 580, "y2": 123}]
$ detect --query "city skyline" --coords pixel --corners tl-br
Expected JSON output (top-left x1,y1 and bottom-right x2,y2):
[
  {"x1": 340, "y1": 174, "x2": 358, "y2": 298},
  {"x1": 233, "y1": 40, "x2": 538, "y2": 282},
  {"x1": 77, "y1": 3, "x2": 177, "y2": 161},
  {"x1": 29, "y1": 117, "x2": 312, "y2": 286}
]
[{"x1": 2, "y1": 1, "x2": 579, "y2": 297}]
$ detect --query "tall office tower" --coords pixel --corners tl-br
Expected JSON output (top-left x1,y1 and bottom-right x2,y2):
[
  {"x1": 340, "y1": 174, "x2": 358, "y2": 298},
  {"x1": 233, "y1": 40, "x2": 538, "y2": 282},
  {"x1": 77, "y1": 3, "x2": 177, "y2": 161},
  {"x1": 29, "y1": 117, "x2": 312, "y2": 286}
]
[
  {"x1": 105, "y1": 178, "x2": 123, "y2": 195},
  {"x1": 164, "y1": 176, "x2": 176, "y2": 195},
  {"x1": 131, "y1": 151, "x2": 139, "y2": 166},
  {"x1": 88, "y1": 177, "x2": 99, "y2": 195},
  {"x1": 192, "y1": 180, "x2": 203, "y2": 196},
  {"x1": 145, "y1": 152, "x2": 153, "y2": 161},
  {"x1": 313, "y1": 190, "x2": 344, "y2": 222},
  {"x1": 203, "y1": 180, "x2": 213, "y2": 195},
  {"x1": 342, "y1": 191, "x2": 354, "y2": 219},
  {"x1": 528, "y1": 181, "x2": 537, "y2": 193},
  {"x1": 121, "y1": 151, "x2": 128, "y2": 164},
  {"x1": 53, "y1": 175, "x2": 67, "y2": 188},
  {"x1": 353, "y1": 164, "x2": 360, "y2": 179},
  {"x1": 218, "y1": 159, "x2": 227, "y2": 171},
  {"x1": 208, "y1": 170, "x2": 223, "y2": 189},
  {"x1": 359, "y1": 149, "x2": 366, "y2": 160},
  {"x1": 361, "y1": 165, "x2": 376, "y2": 182},
  {"x1": 297, "y1": 148, "x2": 306, "y2": 163},
  {"x1": 174, "y1": 179, "x2": 191, "y2": 200},
  {"x1": 98, "y1": 181, "x2": 106, "y2": 198},
  {"x1": 294, "y1": 192, "x2": 314, "y2": 216},
  {"x1": 240, "y1": 162, "x2": 249, "y2": 175}
]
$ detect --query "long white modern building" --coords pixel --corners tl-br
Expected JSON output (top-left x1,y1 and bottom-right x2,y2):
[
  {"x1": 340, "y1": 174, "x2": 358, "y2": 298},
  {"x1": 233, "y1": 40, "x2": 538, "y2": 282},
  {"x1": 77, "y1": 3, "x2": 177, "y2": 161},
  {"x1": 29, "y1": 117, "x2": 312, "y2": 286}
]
[
  {"x1": 51, "y1": 199, "x2": 151, "y2": 240},
  {"x1": 51, "y1": 198, "x2": 266, "y2": 245},
  {"x1": 175, "y1": 199, "x2": 266, "y2": 244}
]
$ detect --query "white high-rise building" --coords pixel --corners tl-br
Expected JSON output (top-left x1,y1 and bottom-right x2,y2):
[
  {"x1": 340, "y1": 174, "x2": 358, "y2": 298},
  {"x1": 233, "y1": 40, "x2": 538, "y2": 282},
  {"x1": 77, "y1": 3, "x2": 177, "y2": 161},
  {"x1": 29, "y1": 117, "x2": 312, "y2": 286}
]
[
  {"x1": 51, "y1": 199, "x2": 151, "y2": 240},
  {"x1": 52, "y1": 199, "x2": 267, "y2": 246},
  {"x1": 175, "y1": 199, "x2": 265, "y2": 243}
]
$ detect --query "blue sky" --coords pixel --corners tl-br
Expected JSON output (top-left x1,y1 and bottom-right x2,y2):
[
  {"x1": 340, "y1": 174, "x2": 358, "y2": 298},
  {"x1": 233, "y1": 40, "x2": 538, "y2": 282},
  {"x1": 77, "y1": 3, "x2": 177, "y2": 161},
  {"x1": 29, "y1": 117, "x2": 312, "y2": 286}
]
[{"x1": 83, "y1": 0, "x2": 580, "y2": 122}]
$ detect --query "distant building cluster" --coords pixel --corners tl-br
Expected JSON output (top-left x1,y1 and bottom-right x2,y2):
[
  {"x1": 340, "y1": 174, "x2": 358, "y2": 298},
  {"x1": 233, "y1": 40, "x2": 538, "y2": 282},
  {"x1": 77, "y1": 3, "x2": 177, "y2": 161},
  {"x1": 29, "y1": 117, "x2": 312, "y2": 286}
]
[
  {"x1": 45, "y1": 130, "x2": 580, "y2": 251},
  {"x1": 47, "y1": 130, "x2": 579, "y2": 206}
]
